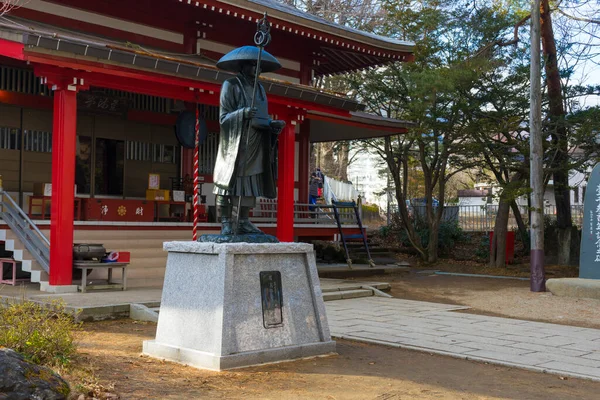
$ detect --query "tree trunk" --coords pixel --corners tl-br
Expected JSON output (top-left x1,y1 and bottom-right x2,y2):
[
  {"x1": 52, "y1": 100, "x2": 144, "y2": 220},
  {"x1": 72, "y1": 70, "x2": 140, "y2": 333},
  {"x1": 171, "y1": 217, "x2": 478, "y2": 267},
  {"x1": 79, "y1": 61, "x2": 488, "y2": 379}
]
[
  {"x1": 427, "y1": 219, "x2": 439, "y2": 263},
  {"x1": 541, "y1": 0, "x2": 572, "y2": 265},
  {"x1": 318, "y1": 142, "x2": 337, "y2": 179},
  {"x1": 338, "y1": 141, "x2": 349, "y2": 181},
  {"x1": 490, "y1": 199, "x2": 510, "y2": 268},
  {"x1": 384, "y1": 136, "x2": 427, "y2": 260},
  {"x1": 510, "y1": 200, "x2": 529, "y2": 253}
]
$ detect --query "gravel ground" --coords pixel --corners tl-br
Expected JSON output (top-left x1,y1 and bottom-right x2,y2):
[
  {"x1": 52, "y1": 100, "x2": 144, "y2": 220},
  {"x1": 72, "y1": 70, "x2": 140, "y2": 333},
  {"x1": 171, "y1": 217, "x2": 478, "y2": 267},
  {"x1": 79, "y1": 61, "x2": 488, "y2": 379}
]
[
  {"x1": 70, "y1": 321, "x2": 600, "y2": 400},
  {"x1": 358, "y1": 271, "x2": 600, "y2": 330}
]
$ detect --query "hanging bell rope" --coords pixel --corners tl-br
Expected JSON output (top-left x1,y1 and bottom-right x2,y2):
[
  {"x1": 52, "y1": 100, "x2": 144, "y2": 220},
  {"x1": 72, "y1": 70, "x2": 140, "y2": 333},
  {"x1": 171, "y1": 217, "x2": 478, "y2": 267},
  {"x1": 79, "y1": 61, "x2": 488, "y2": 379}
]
[{"x1": 192, "y1": 100, "x2": 200, "y2": 241}]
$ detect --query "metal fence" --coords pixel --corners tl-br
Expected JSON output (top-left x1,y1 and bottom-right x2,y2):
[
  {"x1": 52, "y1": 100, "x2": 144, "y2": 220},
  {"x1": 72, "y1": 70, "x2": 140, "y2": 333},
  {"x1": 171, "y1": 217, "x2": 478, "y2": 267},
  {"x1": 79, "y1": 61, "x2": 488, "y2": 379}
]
[{"x1": 405, "y1": 205, "x2": 585, "y2": 232}]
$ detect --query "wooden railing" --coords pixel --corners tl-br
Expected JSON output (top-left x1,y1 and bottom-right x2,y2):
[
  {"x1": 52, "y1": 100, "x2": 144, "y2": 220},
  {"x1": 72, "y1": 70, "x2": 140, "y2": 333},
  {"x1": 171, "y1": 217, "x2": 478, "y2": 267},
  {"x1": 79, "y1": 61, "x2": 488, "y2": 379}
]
[{"x1": 249, "y1": 200, "x2": 357, "y2": 225}]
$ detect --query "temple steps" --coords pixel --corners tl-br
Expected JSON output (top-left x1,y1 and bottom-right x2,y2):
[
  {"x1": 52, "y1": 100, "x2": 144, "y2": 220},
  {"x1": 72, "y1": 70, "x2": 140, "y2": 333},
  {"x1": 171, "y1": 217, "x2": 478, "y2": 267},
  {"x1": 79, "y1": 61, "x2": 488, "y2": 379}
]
[{"x1": 0, "y1": 229, "x2": 48, "y2": 283}]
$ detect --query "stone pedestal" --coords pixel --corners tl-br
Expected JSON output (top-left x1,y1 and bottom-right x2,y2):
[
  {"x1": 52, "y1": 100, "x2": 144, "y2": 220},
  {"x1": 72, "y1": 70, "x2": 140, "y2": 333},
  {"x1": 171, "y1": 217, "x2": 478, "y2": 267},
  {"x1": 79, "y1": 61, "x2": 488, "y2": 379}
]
[{"x1": 143, "y1": 242, "x2": 335, "y2": 371}]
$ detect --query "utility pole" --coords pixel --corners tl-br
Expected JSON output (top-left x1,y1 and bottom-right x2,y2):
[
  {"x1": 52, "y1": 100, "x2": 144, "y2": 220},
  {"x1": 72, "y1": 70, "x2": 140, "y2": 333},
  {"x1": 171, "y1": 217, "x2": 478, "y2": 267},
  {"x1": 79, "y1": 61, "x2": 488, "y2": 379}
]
[{"x1": 530, "y1": 0, "x2": 546, "y2": 292}]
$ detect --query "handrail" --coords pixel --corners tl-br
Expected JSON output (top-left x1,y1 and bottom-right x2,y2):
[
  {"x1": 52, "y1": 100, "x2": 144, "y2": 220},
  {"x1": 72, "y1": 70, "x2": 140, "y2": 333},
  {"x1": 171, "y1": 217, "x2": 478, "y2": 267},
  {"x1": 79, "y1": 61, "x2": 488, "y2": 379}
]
[
  {"x1": 0, "y1": 190, "x2": 50, "y2": 273},
  {"x1": 0, "y1": 191, "x2": 49, "y2": 246}
]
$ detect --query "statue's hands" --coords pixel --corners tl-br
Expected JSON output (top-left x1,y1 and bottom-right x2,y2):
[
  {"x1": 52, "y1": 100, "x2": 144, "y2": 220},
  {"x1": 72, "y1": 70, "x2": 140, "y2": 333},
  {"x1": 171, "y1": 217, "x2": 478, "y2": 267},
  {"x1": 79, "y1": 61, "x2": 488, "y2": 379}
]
[
  {"x1": 243, "y1": 107, "x2": 258, "y2": 120},
  {"x1": 270, "y1": 120, "x2": 286, "y2": 134}
]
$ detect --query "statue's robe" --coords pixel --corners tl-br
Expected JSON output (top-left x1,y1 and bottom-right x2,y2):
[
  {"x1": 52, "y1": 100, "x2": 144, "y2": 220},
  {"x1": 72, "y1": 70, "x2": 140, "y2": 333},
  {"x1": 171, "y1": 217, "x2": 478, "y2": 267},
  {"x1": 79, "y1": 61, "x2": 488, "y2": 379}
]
[{"x1": 213, "y1": 75, "x2": 277, "y2": 200}]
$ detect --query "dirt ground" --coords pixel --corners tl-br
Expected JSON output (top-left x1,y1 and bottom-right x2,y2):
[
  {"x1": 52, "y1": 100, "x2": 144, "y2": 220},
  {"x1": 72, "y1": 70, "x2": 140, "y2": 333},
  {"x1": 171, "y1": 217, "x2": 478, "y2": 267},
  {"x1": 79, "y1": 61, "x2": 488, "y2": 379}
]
[
  {"x1": 356, "y1": 270, "x2": 600, "y2": 330},
  {"x1": 64, "y1": 270, "x2": 600, "y2": 399},
  {"x1": 68, "y1": 320, "x2": 600, "y2": 400}
]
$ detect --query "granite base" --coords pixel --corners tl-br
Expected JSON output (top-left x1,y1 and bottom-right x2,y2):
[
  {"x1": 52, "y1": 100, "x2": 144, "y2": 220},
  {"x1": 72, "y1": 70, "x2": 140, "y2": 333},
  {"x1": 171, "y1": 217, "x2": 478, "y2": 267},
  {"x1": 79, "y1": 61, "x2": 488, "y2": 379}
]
[
  {"x1": 143, "y1": 242, "x2": 335, "y2": 371},
  {"x1": 144, "y1": 339, "x2": 336, "y2": 371}
]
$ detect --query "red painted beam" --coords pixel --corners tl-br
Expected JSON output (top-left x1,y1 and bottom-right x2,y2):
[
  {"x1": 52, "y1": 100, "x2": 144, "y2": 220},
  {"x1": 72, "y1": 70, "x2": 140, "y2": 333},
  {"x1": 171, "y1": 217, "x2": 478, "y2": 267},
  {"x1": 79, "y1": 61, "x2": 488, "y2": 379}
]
[
  {"x1": 31, "y1": 60, "x2": 221, "y2": 105},
  {"x1": 0, "y1": 90, "x2": 53, "y2": 109},
  {"x1": 0, "y1": 38, "x2": 25, "y2": 60},
  {"x1": 49, "y1": 86, "x2": 78, "y2": 286},
  {"x1": 28, "y1": 53, "x2": 352, "y2": 116}
]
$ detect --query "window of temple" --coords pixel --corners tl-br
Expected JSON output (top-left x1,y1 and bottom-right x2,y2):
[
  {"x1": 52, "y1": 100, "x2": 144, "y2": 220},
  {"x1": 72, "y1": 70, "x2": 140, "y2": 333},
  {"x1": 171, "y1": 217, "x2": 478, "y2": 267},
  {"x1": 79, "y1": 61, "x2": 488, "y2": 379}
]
[
  {"x1": 153, "y1": 144, "x2": 177, "y2": 164},
  {"x1": 24, "y1": 130, "x2": 52, "y2": 152},
  {"x1": 126, "y1": 141, "x2": 152, "y2": 161},
  {"x1": 0, "y1": 127, "x2": 20, "y2": 150}
]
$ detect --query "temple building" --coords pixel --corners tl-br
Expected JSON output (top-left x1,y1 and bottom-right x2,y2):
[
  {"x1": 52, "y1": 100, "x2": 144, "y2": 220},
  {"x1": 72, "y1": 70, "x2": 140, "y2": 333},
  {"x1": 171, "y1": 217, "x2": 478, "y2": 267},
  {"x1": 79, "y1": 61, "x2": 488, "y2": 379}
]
[{"x1": 0, "y1": 0, "x2": 413, "y2": 291}]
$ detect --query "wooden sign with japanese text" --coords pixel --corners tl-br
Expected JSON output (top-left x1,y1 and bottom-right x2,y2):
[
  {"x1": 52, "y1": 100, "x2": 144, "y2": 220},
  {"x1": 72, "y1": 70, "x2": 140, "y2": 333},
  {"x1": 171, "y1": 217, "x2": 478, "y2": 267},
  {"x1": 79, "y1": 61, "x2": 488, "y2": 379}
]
[{"x1": 78, "y1": 92, "x2": 129, "y2": 117}]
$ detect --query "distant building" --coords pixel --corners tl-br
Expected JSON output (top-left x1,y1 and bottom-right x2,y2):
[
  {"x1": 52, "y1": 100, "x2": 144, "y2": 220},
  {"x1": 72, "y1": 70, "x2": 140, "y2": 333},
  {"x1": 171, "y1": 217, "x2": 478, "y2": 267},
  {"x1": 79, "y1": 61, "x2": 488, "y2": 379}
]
[
  {"x1": 347, "y1": 147, "x2": 391, "y2": 211},
  {"x1": 457, "y1": 189, "x2": 491, "y2": 206}
]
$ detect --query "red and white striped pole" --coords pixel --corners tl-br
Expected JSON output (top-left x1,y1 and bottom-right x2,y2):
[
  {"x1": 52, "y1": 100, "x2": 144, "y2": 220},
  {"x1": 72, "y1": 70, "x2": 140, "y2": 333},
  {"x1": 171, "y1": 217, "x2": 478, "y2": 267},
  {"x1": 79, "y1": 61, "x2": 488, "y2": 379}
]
[{"x1": 192, "y1": 102, "x2": 200, "y2": 241}]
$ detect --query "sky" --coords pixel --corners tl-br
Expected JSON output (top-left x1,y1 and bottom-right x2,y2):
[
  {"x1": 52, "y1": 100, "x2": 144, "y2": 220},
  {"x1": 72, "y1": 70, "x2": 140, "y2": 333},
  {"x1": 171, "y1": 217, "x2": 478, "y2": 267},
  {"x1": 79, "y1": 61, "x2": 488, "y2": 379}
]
[{"x1": 555, "y1": 2, "x2": 600, "y2": 108}]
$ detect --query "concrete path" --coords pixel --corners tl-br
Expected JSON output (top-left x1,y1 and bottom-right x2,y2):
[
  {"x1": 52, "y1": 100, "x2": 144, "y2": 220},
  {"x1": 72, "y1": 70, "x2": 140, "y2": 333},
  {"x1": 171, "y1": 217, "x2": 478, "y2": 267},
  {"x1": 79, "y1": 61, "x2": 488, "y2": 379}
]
[{"x1": 326, "y1": 297, "x2": 600, "y2": 382}]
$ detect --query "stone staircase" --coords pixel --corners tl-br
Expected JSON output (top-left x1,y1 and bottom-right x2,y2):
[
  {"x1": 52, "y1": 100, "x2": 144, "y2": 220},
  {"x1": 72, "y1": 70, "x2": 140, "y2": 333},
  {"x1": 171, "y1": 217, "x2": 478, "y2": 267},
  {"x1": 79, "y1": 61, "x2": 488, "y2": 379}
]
[
  {"x1": 320, "y1": 279, "x2": 391, "y2": 301},
  {"x1": 0, "y1": 228, "x2": 48, "y2": 285},
  {"x1": 346, "y1": 239, "x2": 399, "y2": 265}
]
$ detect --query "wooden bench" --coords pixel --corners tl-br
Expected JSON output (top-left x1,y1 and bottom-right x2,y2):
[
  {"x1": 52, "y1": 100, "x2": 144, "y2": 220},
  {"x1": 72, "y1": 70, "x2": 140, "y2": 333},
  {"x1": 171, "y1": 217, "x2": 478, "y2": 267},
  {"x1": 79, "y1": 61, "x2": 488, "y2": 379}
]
[
  {"x1": 0, "y1": 258, "x2": 29, "y2": 286},
  {"x1": 73, "y1": 261, "x2": 129, "y2": 293}
]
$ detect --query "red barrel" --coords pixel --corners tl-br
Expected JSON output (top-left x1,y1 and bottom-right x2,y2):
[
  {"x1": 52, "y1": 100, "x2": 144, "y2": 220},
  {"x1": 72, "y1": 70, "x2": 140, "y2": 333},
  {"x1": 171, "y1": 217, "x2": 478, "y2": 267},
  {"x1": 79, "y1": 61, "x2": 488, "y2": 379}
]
[{"x1": 489, "y1": 231, "x2": 515, "y2": 264}]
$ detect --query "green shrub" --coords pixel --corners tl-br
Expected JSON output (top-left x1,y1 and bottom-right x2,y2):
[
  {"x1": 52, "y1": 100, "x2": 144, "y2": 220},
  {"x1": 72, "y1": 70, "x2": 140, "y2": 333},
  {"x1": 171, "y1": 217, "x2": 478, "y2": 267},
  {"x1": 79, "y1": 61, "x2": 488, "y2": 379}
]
[
  {"x1": 398, "y1": 219, "x2": 467, "y2": 255},
  {"x1": 378, "y1": 225, "x2": 391, "y2": 238},
  {"x1": 475, "y1": 233, "x2": 490, "y2": 260},
  {"x1": 0, "y1": 299, "x2": 80, "y2": 367}
]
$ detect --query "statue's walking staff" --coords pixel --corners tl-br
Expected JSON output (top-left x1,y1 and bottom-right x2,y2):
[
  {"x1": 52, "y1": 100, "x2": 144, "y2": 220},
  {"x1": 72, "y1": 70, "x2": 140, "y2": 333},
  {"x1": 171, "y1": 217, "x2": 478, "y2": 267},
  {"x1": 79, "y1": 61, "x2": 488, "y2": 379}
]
[{"x1": 234, "y1": 12, "x2": 272, "y2": 236}]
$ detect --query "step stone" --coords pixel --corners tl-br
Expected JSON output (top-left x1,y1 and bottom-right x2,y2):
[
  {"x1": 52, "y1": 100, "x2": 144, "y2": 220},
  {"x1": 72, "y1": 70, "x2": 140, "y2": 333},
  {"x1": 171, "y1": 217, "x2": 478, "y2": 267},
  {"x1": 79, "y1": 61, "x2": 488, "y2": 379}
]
[{"x1": 323, "y1": 289, "x2": 373, "y2": 301}]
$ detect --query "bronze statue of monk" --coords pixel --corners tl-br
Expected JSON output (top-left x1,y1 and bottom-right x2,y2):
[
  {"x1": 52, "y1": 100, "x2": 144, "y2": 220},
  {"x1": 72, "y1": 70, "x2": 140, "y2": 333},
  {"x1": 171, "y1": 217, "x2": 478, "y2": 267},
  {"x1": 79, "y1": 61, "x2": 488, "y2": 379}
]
[{"x1": 211, "y1": 46, "x2": 285, "y2": 238}]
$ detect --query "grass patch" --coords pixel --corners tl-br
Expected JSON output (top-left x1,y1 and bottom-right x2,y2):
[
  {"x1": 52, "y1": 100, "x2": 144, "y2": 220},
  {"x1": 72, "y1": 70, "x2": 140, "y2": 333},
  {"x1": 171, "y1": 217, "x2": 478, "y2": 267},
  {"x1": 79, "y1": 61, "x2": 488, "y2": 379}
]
[
  {"x1": 0, "y1": 298, "x2": 80, "y2": 368},
  {"x1": 0, "y1": 296, "x2": 118, "y2": 399}
]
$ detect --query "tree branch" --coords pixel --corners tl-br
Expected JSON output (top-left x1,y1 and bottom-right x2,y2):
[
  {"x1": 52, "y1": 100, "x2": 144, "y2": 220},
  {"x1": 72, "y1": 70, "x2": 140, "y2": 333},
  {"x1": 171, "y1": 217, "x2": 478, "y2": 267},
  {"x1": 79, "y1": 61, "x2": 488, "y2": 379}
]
[
  {"x1": 556, "y1": 8, "x2": 600, "y2": 25},
  {"x1": 473, "y1": 14, "x2": 531, "y2": 57}
]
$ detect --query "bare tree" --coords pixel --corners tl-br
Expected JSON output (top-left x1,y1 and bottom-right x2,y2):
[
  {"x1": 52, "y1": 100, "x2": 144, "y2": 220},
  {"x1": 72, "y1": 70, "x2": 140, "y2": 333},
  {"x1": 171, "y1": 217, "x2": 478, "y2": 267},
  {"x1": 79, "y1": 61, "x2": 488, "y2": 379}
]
[{"x1": 1, "y1": 0, "x2": 27, "y2": 16}]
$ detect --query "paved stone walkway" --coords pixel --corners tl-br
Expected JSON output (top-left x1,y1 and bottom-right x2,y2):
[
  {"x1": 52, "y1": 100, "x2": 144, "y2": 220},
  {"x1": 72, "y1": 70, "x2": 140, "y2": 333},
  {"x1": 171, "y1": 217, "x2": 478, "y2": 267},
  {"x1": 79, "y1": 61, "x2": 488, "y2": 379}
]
[{"x1": 326, "y1": 297, "x2": 600, "y2": 382}]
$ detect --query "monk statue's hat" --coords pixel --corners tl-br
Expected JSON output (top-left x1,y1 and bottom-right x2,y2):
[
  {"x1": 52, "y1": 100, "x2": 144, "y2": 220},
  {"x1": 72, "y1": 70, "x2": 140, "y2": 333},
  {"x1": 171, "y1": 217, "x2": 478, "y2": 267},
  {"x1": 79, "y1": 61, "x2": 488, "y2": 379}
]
[{"x1": 216, "y1": 46, "x2": 282, "y2": 73}]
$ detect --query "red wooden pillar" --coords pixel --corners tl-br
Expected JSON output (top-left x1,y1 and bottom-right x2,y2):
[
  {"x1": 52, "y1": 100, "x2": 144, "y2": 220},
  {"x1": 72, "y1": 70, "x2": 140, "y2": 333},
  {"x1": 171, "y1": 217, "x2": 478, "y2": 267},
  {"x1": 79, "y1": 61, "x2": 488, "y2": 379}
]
[
  {"x1": 49, "y1": 86, "x2": 78, "y2": 285},
  {"x1": 277, "y1": 116, "x2": 297, "y2": 242},
  {"x1": 298, "y1": 121, "x2": 310, "y2": 202}
]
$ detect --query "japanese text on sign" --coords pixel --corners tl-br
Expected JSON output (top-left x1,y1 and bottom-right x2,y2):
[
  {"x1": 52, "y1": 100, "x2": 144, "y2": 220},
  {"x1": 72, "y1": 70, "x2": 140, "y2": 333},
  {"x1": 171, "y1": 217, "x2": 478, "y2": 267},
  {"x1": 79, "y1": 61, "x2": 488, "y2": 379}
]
[{"x1": 595, "y1": 184, "x2": 600, "y2": 262}]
